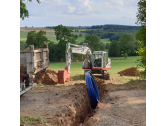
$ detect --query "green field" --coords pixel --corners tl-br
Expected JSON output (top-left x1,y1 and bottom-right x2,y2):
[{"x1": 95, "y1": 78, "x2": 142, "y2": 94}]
[
  {"x1": 20, "y1": 31, "x2": 111, "y2": 44},
  {"x1": 49, "y1": 56, "x2": 143, "y2": 78}
]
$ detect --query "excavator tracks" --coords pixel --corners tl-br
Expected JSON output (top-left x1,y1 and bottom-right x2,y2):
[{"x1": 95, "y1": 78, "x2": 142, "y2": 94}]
[{"x1": 104, "y1": 70, "x2": 110, "y2": 80}]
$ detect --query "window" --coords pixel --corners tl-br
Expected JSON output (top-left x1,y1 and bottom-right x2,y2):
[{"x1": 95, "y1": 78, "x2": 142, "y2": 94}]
[{"x1": 93, "y1": 54, "x2": 102, "y2": 67}]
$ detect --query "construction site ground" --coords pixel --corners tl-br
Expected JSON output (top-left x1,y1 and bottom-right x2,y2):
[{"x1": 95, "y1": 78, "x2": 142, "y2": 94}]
[{"x1": 20, "y1": 68, "x2": 146, "y2": 126}]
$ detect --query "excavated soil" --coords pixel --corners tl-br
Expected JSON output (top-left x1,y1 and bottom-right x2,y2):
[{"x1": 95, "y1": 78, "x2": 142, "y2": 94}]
[
  {"x1": 34, "y1": 68, "x2": 73, "y2": 85},
  {"x1": 20, "y1": 77, "x2": 106, "y2": 126},
  {"x1": 20, "y1": 72, "x2": 146, "y2": 126},
  {"x1": 94, "y1": 77, "x2": 106, "y2": 100},
  {"x1": 118, "y1": 67, "x2": 140, "y2": 76}
]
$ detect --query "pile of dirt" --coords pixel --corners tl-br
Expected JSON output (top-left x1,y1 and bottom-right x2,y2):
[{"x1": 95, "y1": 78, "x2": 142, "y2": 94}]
[
  {"x1": 35, "y1": 68, "x2": 73, "y2": 85},
  {"x1": 118, "y1": 67, "x2": 140, "y2": 76},
  {"x1": 35, "y1": 68, "x2": 58, "y2": 85}
]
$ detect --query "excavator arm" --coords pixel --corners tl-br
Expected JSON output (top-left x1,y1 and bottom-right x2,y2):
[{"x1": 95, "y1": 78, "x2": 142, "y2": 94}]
[
  {"x1": 58, "y1": 43, "x2": 92, "y2": 84},
  {"x1": 65, "y1": 43, "x2": 92, "y2": 73}
]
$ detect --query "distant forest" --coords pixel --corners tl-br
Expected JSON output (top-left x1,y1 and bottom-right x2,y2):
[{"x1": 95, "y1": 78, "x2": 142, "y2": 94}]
[{"x1": 45, "y1": 24, "x2": 140, "y2": 41}]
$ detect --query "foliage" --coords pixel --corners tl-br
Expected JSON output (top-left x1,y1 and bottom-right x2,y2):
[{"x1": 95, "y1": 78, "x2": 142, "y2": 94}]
[
  {"x1": 105, "y1": 43, "x2": 110, "y2": 49},
  {"x1": 26, "y1": 31, "x2": 36, "y2": 47},
  {"x1": 136, "y1": 0, "x2": 146, "y2": 26},
  {"x1": 26, "y1": 30, "x2": 49, "y2": 48},
  {"x1": 54, "y1": 25, "x2": 76, "y2": 61},
  {"x1": 79, "y1": 34, "x2": 82, "y2": 37},
  {"x1": 36, "y1": 30, "x2": 49, "y2": 47},
  {"x1": 119, "y1": 34, "x2": 135, "y2": 57},
  {"x1": 108, "y1": 40, "x2": 120, "y2": 57},
  {"x1": 110, "y1": 33, "x2": 123, "y2": 41},
  {"x1": 135, "y1": 0, "x2": 146, "y2": 79},
  {"x1": 20, "y1": 0, "x2": 40, "y2": 20},
  {"x1": 84, "y1": 35, "x2": 102, "y2": 52},
  {"x1": 48, "y1": 42, "x2": 59, "y2": 62},
  {"x1": 20, "y1": 41, "x2": 26, "y2": 49}
]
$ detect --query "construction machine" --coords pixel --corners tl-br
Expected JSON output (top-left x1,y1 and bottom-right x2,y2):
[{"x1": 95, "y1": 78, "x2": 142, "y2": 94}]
[
  {"x1": 20, "y1": 44, "x2": 50, "y2": 95},
  {"x1": 58, "y1": 43, "x2": 111, "y2": 84}
]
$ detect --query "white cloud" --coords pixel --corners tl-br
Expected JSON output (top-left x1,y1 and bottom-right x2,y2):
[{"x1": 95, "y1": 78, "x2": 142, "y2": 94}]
[
  {"x1": 20, "y1": 0, "x2": 138, "y2": 27},
  {"x1": 68, "y1": 6, "x2": 76, "y2": 13}
]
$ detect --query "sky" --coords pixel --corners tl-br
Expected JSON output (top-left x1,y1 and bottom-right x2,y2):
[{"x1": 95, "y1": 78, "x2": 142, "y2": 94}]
[{"x1": 20, "y1": 0, "x2": 139, "y2": 27}]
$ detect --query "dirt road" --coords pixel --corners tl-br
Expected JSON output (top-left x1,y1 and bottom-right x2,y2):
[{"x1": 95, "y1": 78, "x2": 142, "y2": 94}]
[{"x1": 87, "y1": 90, "x2": 146, "y2": 126}]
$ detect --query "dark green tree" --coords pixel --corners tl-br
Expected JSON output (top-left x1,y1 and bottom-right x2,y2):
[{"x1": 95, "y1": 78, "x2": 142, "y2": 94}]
[
  {"x1": 36, "y1": 30, "x2": 49, "y2": 48},
  {"x1": 108, "y1": 41, "x2": 120, "y2": 57},
  {"x1": 26, "y1": 30, "x2": 49, "y2": 48},
  {"x1": 48, "y1": 41, "x2": 59, "y2": 62},
  {"x1": 79, "y1": 34, "x2": 82, "y2": 37},
  {"x1": 54, "y1": 25, "x2": 76, "y2": 61},
  {"x1": 84, "y1": 35, "x2": 102, "y2": 52},
  {"x1": 119, "y1": 34, "x2": 135, "y2": 57},
  {"x1": 105, "y1": 43, "x2": 110, "y2": 49},
  {"x1": 26, "y1": 31, "x2": 36, "y2": 47},
  {"x1": 20, "y1": 41, "x2": 26, "y2": 49}
]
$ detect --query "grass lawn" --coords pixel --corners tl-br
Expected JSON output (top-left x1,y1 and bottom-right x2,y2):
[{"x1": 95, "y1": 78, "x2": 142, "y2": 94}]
[
  {"x1": 49, "y1": 56, "x2": 143, "y2": 78},
  {"x1": 100, "y1": 38, "x2": 111, "y2": 44}
]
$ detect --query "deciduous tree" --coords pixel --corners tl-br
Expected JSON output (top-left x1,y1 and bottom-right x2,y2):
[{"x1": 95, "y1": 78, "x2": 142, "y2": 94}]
[
  {"x1": 84, "y1": 35, "x2": 102, "y2": 52},
  {"x1": 26, "y1": 30, "x2": 49, "y2": 48},
  {"x1": 20, "y1": 0, "x2": 40, "y2": 20},
  {"x1": 119, "y1": 34, "x2": 135, "y2": 57},
  {"x1": 54, "y1": 25, "x2": 76, "y2": 61},
  {"x1": 108, "y1": 41, "x2": 120, "y2": 57}
]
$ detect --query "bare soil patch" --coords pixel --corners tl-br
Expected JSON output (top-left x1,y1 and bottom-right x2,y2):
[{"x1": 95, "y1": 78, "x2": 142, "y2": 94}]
[
  {"x1": 118, "y1": 67, "x2": 140, "y2": 76},
  {"x1": 20, "y1": 77, "x2": 106, "y2": 126},
  {"x1": 87, "y1": 90, "x2": 146, "y2": 126},
  {"x1": 21, "y1": 72, "x2": 146, "y2": 126}
]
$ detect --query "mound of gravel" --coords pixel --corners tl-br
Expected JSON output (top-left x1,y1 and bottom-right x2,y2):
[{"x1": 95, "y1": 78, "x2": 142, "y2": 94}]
[{"x1": 118, "y1": 67, "x2": 140, "y2": 76}]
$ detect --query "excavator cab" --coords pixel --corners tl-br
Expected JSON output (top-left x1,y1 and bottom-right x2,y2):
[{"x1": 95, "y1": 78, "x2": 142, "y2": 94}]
[
  {"x1": 92, "y1": 51, "x2": 110, "y2": 69},
  {"x1": 94, "y1": 54, "x2": 102, "y2": 67}
]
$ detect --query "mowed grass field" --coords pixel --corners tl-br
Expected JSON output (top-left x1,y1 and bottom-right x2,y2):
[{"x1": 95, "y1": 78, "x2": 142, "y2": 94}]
[
  {"x1": 49, "y1": 56, "x2": 143, "y2": 78},
  {"x1": 20, "y1": 28, "x2": 111, "y2": 44}
]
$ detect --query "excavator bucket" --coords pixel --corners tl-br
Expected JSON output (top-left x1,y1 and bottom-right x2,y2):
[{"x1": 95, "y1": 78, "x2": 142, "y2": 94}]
[{"x1": 58, "y1": 68, "x2": 70, "y2": 84}]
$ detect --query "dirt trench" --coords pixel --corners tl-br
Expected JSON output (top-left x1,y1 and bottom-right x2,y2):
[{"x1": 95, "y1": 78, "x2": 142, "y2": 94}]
[{"x1": 20, "y1": 77, "x2": 106, "y2": 126}]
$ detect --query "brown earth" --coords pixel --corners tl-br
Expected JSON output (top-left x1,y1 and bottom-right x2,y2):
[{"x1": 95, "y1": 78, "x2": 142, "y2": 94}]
[
  {"x1": 118, "y1": 67, "x2": 140, "y2": 76},
  {"x1": 86, "y1": 90, "x2": 146, "y2": 126},
  {"x1": 34, "y1": 68, "x2": 73, "y2": 85},
  {"x1": 20, "y1": 73, "x2": 146, "y2": 126},
  {"x1": 20, "y1": 77, "x2": 106, "y2": 126}
]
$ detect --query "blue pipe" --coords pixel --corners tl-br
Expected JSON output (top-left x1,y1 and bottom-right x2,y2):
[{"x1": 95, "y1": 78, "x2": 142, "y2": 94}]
[{"x1": 85, "y1": 71, "x2": 100, "y2": 108}]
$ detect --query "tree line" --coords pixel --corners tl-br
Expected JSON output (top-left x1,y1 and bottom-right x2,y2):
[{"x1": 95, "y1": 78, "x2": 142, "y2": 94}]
[{"x1": 21, "y1": 25, "x2": 140, "y2": 62}]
